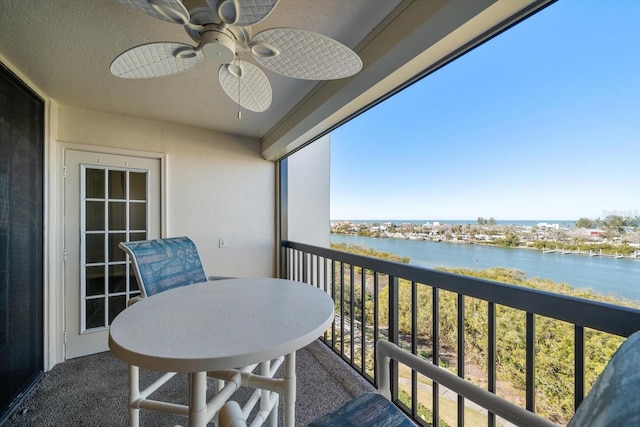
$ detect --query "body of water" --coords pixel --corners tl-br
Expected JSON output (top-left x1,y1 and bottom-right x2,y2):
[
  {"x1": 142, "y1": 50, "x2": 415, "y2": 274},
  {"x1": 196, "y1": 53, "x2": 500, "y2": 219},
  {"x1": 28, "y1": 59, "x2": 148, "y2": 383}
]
[{"x1": 330, "y1": 234, "x2": 640, "y2": 302}]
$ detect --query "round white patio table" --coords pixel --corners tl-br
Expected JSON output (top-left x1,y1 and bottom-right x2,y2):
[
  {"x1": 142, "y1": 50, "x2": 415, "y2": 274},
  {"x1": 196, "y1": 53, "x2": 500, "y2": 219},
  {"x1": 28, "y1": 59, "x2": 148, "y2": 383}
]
[{"x1": 109, "y1": 278, "x2": 334, "y2": 427}]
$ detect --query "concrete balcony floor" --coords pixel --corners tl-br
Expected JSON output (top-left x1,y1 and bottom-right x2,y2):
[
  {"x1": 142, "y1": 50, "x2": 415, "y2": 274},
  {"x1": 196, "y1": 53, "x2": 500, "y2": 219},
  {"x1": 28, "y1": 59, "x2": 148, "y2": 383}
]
[{"x1": 5, "y1": 340, "x2": 375, "y2": 426}]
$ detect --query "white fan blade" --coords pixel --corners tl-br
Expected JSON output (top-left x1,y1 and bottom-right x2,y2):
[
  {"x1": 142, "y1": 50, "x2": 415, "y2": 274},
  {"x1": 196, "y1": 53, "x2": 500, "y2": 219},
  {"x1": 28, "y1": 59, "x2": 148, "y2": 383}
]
[
  {"x1": 250, "y1": 28, "x2": 362, "y2": 80},
  {"x1": 218, "y1": 61, "x2": 272, "y2": 112},
  {"x1": 118, "y1": 0, "x2": 190, "y2": 25},
  {"x1": 110, "y1": 43, "x2": 202, "y2": 79},
  {"x1": 207, "y1": 0, "x2": 279, "y2": 26}
]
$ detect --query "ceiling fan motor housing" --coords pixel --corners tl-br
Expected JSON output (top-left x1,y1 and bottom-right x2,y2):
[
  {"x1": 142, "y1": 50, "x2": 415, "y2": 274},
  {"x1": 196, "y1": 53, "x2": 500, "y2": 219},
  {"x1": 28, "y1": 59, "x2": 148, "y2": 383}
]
[{"x1": 201, "y1": 28, "x2": 235, "y2": 64}]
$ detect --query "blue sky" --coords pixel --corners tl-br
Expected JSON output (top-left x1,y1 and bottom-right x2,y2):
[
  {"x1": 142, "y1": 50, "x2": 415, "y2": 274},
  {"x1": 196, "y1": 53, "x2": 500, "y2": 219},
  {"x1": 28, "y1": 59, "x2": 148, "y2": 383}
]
[{"x1": 330, "y1": 0, "x2": 640, "y2": 221}]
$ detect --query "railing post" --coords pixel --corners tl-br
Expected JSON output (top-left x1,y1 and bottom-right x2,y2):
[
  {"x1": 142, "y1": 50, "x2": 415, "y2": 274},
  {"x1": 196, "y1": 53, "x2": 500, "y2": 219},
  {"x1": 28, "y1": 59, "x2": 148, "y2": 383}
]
[
  {"x1": 350, "y1": 262, "x2": 355, "y2": 363},
  {"x1": 458, "y1": 294, "x2": 465, "y2": 427},
  {"x1": 488, "y1": 302, "x2": 496, "y2": 427},
  {"x1": 373, "y1": 272, "x2": 380, "y2": 383},
  {"x1": 340, "y1": 262, "x2": 345, "y2": 357},
  {"x1": 360, "y1": 268, "x2": 366, "y2": 374},
  {"x1": 388, "y1": 275, "x2": 399, "y2": 401},
  {"x1": 331, "y1": 260, "x2": 336, "y2": 348},
  {"x1": 575, "y1": 325, "x2": 584, "y2": 410},
  {"x1": 411, "y1": 281, "x2": 418, "y2": 419},
  {"x1": 280, "y1": 244, "x2": 288, "y2": 279},
  {"x1": 388, "y1": 275, "x2": 399, "y2": 344},
  {"x1": 526, "y1": 312, "x2": 536, "y2": 412},
  {"x1": 302, "y1": 251, "x2": 308, "y2": 283},
  {"x1": 433, "y1": 287, "x2": 440, "y2": 426}
]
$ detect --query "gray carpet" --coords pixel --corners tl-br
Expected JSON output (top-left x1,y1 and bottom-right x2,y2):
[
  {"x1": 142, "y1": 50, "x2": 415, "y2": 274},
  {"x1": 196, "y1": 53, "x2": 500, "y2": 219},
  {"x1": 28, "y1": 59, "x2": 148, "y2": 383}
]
[{"x1": 5, "y1": 340, "x2": 375, "y2": 426}]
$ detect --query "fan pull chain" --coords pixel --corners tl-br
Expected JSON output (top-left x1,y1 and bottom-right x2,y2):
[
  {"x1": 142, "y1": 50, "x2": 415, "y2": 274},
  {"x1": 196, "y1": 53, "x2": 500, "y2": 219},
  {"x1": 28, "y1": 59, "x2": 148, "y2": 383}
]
[{"x1": 237, "y1": 60, "x2": 242, "y2": 120}]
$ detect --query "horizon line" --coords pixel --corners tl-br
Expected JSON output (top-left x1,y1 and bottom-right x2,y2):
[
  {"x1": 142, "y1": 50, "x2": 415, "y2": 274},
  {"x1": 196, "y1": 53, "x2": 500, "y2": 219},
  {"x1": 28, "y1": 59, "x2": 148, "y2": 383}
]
[{"x1": 330, "y1": 218, "x2": 577, "y2": 222}]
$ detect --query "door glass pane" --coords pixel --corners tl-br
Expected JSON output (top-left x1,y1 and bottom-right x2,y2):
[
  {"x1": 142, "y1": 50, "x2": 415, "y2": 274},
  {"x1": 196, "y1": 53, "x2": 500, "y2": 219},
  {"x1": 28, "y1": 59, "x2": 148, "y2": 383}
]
[
  {"x1": 108, "y1": 170, "x2": 125, "y2": 199},
  {"x1": 108, "y1": 233, "x2": 126, "y2": 262},
  {"x1": 108, "y1": 296, "x2": 126, "y2": 324},
  {"x1": 108, "y1": 265, "x2": 126, "y2": 293},
  {"x1": 86, "y1": 234, "x2": 105, "y2": 264},
  {"x1": 129, "y1": 172, "x2": 147, "y2": 200},
  {"x1": 130, "y1": 203, "x2": 146, "y2": 230},
  {"x1": 130, "y1": 232, "x2": 147, "y2": 242},
  {"x1": 82, "y1": 165, "x2": 150, "y2": 331},
  {"x1": 86, "y1": 169, "x2": 105, "y2": 198},
  {"x1": 85, "y1": 201, "x2": 104, "y2": 231},
  {"x1": 86, "y1": 266, "x2": 105, "y2": 296},
  {"x1": 86, "y1": 298, "x2": 105, "y2": 329},
  {"x1": 108, "y1": 202, "x2": 126, "y2": 230}
]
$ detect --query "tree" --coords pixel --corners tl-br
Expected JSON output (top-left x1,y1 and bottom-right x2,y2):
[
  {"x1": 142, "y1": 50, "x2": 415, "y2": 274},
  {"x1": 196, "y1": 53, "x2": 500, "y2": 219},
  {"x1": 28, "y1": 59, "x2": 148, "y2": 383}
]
[
  {"x1": 500, "y1": 229, "x2": 520, "y2": 247},
  {"x1": 575, "y1": 217, "x2": 594, "y2": 228},
  {"x1": 603, "y1": 215, "x2": 625, "y2": 234}
]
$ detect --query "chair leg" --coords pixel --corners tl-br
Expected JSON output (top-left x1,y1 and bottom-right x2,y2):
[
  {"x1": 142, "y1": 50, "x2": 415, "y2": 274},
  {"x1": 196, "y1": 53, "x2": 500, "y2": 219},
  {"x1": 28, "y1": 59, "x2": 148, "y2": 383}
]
[
  {"x1": 213, "y1": 378, "x2": 225, "y2": 426},
  {"x1": 269, "y1": 399, "x2": 278, "y2": 427},
  {"x1": 260, "y1": 360, "x2": 272, "y2": 423},
  {"x1": 129, "y1": 365, "x2": 140, "y2": 427}
]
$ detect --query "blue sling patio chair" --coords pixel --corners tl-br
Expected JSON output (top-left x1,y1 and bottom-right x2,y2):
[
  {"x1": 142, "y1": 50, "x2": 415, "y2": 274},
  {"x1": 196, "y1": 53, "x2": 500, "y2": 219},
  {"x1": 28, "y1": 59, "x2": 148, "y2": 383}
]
[
  {"x1": 120, "y1": 236, "x2": 230, "y2": 304},
  {"x1": 118, "y1": 236, "x2": 283, "y2": 426}
]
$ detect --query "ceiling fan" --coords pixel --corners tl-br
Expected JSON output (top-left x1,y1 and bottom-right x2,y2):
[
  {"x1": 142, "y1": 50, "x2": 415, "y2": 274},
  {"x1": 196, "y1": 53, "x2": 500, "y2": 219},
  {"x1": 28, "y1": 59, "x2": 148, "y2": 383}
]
[{"x1": 110, "y1": 0, "x2": 363, "y2": 113}]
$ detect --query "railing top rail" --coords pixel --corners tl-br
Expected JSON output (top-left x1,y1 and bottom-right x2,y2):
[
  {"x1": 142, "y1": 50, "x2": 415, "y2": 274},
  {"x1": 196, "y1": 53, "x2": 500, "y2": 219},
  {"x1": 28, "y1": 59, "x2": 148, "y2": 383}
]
[{"x1": 282, "y1": 240, "x2": 640, "y2": 337}]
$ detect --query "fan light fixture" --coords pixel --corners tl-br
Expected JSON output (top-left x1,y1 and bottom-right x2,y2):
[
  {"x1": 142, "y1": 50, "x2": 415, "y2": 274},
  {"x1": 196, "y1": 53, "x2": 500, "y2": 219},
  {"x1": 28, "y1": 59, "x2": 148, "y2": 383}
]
[
  {"x1": 112, "y1": 0, "x2": 363, "y2": 112},
  {"x1": 200, "y1": 28, "x2": 235, "y2": 63}
]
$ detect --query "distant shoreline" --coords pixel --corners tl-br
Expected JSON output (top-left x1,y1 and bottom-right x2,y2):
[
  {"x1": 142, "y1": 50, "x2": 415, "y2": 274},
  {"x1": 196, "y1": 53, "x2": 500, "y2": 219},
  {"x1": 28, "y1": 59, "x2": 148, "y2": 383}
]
[
  {"x1": 331, "y1": 219, "x2": 577, "y2": 228},
  {"x1": 330, "y1": 220, "x2": 640, "y2": 259},
  {"x1": 330, "y1": 233, "x2": 640, "y2": 301}
]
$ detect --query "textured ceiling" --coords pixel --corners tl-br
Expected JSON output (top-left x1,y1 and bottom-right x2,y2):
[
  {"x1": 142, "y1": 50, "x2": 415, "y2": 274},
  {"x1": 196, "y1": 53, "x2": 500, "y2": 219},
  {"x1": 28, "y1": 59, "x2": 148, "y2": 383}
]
[
  {"x1": 1, "y1": 0, "x2": 551, "y2": 154},
  {"x1": 0, "y1": 0, "x2": 401, "y2": 138}
]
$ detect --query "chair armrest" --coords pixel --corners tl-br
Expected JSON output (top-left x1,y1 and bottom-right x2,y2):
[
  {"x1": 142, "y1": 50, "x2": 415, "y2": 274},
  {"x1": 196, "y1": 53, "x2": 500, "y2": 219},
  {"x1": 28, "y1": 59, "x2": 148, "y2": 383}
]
[
  {"x1": 375, "y1": 340, "x2": 557, "y2": 427},
  {"x1": 219, "y1": 401, "x2": 247, "y2": 427}
]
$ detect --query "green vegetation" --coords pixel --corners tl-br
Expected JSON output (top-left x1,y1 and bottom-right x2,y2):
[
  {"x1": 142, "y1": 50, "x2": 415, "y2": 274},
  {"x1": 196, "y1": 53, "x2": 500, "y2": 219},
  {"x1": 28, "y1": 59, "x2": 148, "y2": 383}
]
[
  {"x1": 477, "y1": 217, "x2": 496, "y2": 226},
  {"x1": 575, "y1": 215, "x2": 640, "y2": 231},
  {"x1": 531, "y1": 240, "x2": 638, "y2": 256},
  {"x1": 330, "y1": 242, "x2": 638, "y2": 425},
  {"x1": 331, "y1": 216, "x2": 640, "y2": 255},
  {"x1": 398, "y1": 389, "x2": 449, "y2": 427},
  {"x1": 376, "y1": 268, "x2": 634, "y2": 424},
  {"x1": 494, "y1": 228, "x2": 520, "y2": 247},
  {"x1": 330, "y1": 242, "x2": 410, "y2": 264}
]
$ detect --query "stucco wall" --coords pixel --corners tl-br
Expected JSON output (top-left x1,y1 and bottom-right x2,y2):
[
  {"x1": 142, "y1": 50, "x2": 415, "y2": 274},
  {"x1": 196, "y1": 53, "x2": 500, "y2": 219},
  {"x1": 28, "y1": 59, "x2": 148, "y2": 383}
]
[
  {"x1": 55, "y1": 105, "x2": 275, "y2": 278},
  {"x1": 286, "y1": 134, "x2": 330, "y2": 247}
]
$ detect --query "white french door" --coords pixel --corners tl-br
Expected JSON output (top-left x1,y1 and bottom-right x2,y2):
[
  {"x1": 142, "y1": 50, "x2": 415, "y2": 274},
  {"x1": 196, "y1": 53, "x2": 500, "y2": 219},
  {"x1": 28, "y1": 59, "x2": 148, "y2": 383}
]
[{"x1": 64, "y1": 149, "x2": 161, "y2": 358}]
